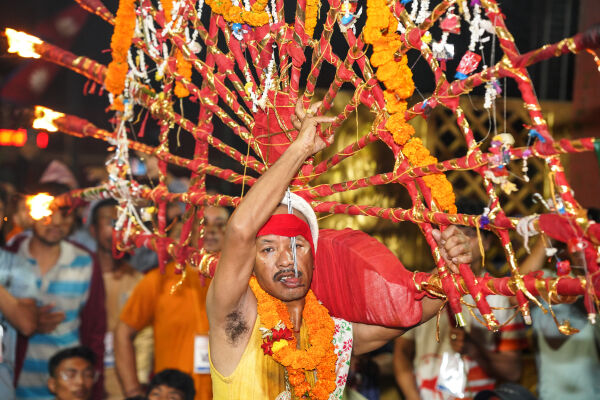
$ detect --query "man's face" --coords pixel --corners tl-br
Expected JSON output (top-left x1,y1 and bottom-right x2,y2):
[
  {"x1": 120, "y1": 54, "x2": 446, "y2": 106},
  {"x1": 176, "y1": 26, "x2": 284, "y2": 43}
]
[
  {"x1": 33, "y1": 207, "x2": 75, "y2": 247},
  {"x1": 202, "y1": 206, "x2": 229, "y2": 253},
  {"x1": 253, "y1": 205, "x2": 314, "y2": 302},
  {"x1": 147, "y1": 384, "x2": 186, "y2": 400},
  {"x1": 91, "y1": 205, "x2": 116, "y2": 253},
  {"x1": 47, "y1": 357, "x2": 95, "y2": 400}
]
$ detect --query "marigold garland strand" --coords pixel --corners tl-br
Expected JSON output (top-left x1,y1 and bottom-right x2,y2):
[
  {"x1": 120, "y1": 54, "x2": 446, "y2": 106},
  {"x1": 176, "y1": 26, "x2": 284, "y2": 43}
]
[
  {"x1": 161, "y1": 0, "x2": 192, "y2": 98},
  {"x1": 105, "y1": 0, "x2": 137, "y2": 111},
  {"x1": 249, "y1": 277, "x2": 337, "y2": 399},
  {"x1": 204, "y1": 0, "x2": 270, "y2": 26},
  {"x1": 364, "y1": 0, "x2": 456, "y2": 213}
]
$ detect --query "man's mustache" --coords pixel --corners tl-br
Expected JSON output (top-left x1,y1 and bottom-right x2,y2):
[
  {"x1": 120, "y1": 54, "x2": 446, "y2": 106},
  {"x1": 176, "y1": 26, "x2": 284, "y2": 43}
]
[{"x1": 273, "y1": 268, "x2": 303, "y2": 281}]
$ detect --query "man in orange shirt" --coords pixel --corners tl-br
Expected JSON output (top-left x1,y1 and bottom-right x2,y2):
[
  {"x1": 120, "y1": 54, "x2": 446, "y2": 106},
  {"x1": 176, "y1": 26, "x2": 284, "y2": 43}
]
[{"x1": 114, "y1": 205, "x2": 229, "y2": 400}]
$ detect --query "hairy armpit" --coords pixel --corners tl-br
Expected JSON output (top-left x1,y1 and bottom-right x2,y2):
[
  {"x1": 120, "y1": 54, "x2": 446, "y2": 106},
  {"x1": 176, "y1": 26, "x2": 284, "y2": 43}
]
[{"x1": 225, "y1": 310, "x2": 249, "y2": 345}]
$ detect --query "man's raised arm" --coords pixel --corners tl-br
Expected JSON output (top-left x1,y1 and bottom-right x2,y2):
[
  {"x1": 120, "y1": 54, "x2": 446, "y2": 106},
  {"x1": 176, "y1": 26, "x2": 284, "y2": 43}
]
[{"x1": 206, "y1": 101, "x2": 335, "y2": 326}]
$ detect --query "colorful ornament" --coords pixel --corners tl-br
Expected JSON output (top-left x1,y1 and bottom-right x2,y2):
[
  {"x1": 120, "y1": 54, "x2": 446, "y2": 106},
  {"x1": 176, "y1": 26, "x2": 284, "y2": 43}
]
[
  {"x1": 455, "y1": 51, "x2": 481, "y2": 80},
  {"x1": 556, "y1": 259, "x2": 571, "y2": 276}
]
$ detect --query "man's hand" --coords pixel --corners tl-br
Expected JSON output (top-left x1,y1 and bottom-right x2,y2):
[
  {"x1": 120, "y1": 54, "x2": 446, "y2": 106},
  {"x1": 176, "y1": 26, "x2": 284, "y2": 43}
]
[
  {"x1": 290, "y1": 101, "x2": 336, "y2": 156},
  {"x1": 432, "y1": 226, "x2": 473, "y2": 273},
  {"x1": 37, "y1": 304, "x2": 65, "y2": 333}
]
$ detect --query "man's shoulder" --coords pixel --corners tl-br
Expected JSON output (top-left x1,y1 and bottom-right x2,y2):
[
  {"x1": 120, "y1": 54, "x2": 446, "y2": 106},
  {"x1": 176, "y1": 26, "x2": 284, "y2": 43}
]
[
  {"x1": 0, "y1": 247, "x2": 29, "y2": 268},
  {"x1": 126, "y1": 266, "x2": 163, "y2": 297},
  {"x1": 63, "y1": 239, "x2": 95, "y2": 266},
  {"x1": 0, "y1": 248, "x2": 37, "y2": 296}
]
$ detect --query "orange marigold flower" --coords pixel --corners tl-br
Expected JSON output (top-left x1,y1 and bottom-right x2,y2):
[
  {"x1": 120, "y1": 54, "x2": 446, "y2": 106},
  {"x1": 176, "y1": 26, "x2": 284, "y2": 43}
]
[
  {"x1": 106, "y1": 0, "x2": 136, "y2": 96},
  {"x1": 370, "y1": 49, "x2": 396, "y2": 68},
  {"x1": 392, "y1": 124, "x2": 415, "y2": 146},
  {"x1": 376, "y1": 60, "x2": 400, "y2": 83},
  {"x1": 424, "y1": 175, "x2": 457, "y2": 213},
  {"x1": 364, "y1": 28, "x2": 383, "y2": 44},
  {"x1": 174, "y1": 51, "x2": 192, "y2": 98}
]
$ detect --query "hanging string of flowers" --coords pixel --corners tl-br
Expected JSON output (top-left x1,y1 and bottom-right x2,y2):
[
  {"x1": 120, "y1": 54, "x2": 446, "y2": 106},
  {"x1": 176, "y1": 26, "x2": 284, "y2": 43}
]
[
  {"x1": 204, "y1": 0, "x2": 270, "y2": 26},
  {"x1": 305, "y1": 0, "x2": 321, "y2": 38},
  {"x1": 105, "y1": 0, "x2": 137, "y2": 111},
  {"x1": 364, "y1": 0, "x2": 456, "y2": 213},
  {"x1": 249, "y1": 277, "x2": 337, "y2": 399},
  {"x1": 161, "y1": 0, "x2": 192, "y2": 98}
]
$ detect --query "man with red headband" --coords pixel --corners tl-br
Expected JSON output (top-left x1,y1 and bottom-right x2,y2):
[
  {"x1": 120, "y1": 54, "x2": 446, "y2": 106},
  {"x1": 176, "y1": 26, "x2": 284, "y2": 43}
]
[{"x1": 207, "y1": 101, "x2": 474, "y2": 399}]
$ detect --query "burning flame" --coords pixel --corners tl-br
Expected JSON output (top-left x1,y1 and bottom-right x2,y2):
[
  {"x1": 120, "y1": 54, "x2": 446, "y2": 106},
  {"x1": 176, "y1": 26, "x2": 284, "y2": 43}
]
[
  {"x1": 26, "y1": 193, "x2": 54, "y2": 220},
  {"x1": 33, "y1": 106, "x2": 64, "y2": 132},
  {"x1": 5, "y1": 28, "x2": 42, "y2": 59}
]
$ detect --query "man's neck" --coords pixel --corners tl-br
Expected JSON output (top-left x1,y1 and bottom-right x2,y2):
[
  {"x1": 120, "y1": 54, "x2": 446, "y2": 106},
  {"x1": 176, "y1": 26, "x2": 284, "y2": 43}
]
[
  {"x1": 29, "y1": 237, "x2": 61, "y2": 275},
  {"x1": 97, "y1": 249, "x2": 117, "y2": 273}
]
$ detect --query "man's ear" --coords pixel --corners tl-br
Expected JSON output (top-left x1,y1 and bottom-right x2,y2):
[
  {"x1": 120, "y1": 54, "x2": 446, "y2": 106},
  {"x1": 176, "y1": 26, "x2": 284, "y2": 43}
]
[{"x1": 48, "y1": 377, "x2": 57, "y2": 394}]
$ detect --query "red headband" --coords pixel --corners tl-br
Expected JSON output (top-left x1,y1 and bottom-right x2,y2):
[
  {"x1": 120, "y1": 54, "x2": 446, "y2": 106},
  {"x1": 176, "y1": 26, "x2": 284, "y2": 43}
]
[{"x1": 256, "y1": 214, "x2": 315, "y2": 259}]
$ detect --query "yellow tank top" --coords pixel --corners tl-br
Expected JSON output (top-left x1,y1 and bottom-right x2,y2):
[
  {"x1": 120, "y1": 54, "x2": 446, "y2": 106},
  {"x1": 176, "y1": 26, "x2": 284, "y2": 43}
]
[
  {"x1": 210, "y1": 312, "x2": 357, "y2": 400},
  {"x1": 210, "y1": 315, "x2": 288, "y2": 399}
]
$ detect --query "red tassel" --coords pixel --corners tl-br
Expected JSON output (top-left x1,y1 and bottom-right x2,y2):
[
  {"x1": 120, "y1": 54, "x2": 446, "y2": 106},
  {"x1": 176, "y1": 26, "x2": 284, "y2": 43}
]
[{"x1": 138, "y1": 110, "x2": 150, "y2": 138}]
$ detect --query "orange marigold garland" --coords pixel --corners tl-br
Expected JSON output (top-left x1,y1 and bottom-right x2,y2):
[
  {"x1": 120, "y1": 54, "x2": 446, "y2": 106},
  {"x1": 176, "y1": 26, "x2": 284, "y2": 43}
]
[
  {"x1": 249, "y1": 277, "x2": 337, "y2": 400},
  {"x1": 305, "y1": 0, "x2": 321, "y2": 38},
  {"x1": 161, "y1": 0, "x2": 192, "y2": 98},
  {"x1": 364, "y1": 0, "x2": 456, "y2": 213},
  {"x1": 204, "y1": 0, "x2": 270, "y2": 27},
  {"x1": 105, "y1": 0, "x2": 137, "y2": 111}
]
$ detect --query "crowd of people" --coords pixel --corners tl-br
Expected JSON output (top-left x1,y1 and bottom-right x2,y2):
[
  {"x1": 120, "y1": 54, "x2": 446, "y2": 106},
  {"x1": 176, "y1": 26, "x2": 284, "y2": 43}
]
[{"x1": 0, "y1": 104, "x2": 597, "y2": 400}]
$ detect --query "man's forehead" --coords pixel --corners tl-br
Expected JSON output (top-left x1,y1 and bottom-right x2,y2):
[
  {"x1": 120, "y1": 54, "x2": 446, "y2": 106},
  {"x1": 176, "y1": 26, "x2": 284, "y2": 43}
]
[
  {"x1": 257, "y1": 233, "x2": 308, "y2": 241},
  {"x1": 272, "y1": 204, "x2": 308, "y2": 224},
  {"x1": 205, "y1": 206, "x2": 229, "y2": 219},
  {"x1": 97, "y1": 205, "x2": 117, "y2": 217},
  {"x1": 59, "y1": 357, "x2": 93, "y2": 369}
]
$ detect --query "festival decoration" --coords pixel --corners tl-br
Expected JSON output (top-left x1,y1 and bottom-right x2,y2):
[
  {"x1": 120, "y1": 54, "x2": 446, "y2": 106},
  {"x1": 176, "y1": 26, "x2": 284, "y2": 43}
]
[
  {"x1": 6, "y1": 0, "x2": 600, "y2": 373},
  {"x1": 455, "y1": 50, "x2": 481, "y2": 80}
]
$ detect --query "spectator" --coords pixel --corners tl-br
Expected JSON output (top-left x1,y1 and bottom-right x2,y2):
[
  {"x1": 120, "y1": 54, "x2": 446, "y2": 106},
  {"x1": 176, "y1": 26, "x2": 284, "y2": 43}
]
[
  {"x1": 88, "y1": 199, "x2": 153, "y2": 399},
  {"x1": 7, "y1": 182, "x2": 106, "y2": 400},
  {"x1": 519, "y1": 211, "x2": 600, "y2": 400},
  {"x1": 5, "y1": 193, "x2": 33, "y2": 243},
  {"x1": 47, "y1": 346, "x2": 96, "y2": 400},
  {"x1": 146, "y1": 369, "x2": 195, "y2": 400},
  {"x1": 394, "y1": 198, "x2": 526, "y2": 400},
  {"x1": 115, "y1": 205, "x2": 229, "y2": 400},
  {"x1": 0, "y1": 185, "x2": 37, "y2": 399}
]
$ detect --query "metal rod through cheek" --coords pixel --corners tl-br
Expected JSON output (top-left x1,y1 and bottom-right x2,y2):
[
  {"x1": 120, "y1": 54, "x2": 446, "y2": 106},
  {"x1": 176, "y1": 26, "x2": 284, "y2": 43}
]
[{"x1": 286, "y1": 188, "x2": 299, "y2": 277}]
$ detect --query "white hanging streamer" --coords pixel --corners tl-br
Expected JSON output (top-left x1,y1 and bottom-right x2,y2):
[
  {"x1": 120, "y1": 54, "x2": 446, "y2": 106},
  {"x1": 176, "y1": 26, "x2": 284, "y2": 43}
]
[
  {"x1": 257, "y1": 47, "x2": 277, "y2": 109},
  {"x1": 416, "y1": 0, "x2": 430, "y2": 24},
  {"x1": 106, "y1": 76, "x2": 152, "y2": 242},
  {"x1": 270, "y1": 0, "x2": 279, "y2": 24},
  {"x1": 516, "y1": 214, "x2": 539, "y2": 254},
  {"x1": 461, "y1": 0, "x2": 471, "y2": 23},
  {"x1": 409, "y1": 0, "x2": 419, "y2": 21}
]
